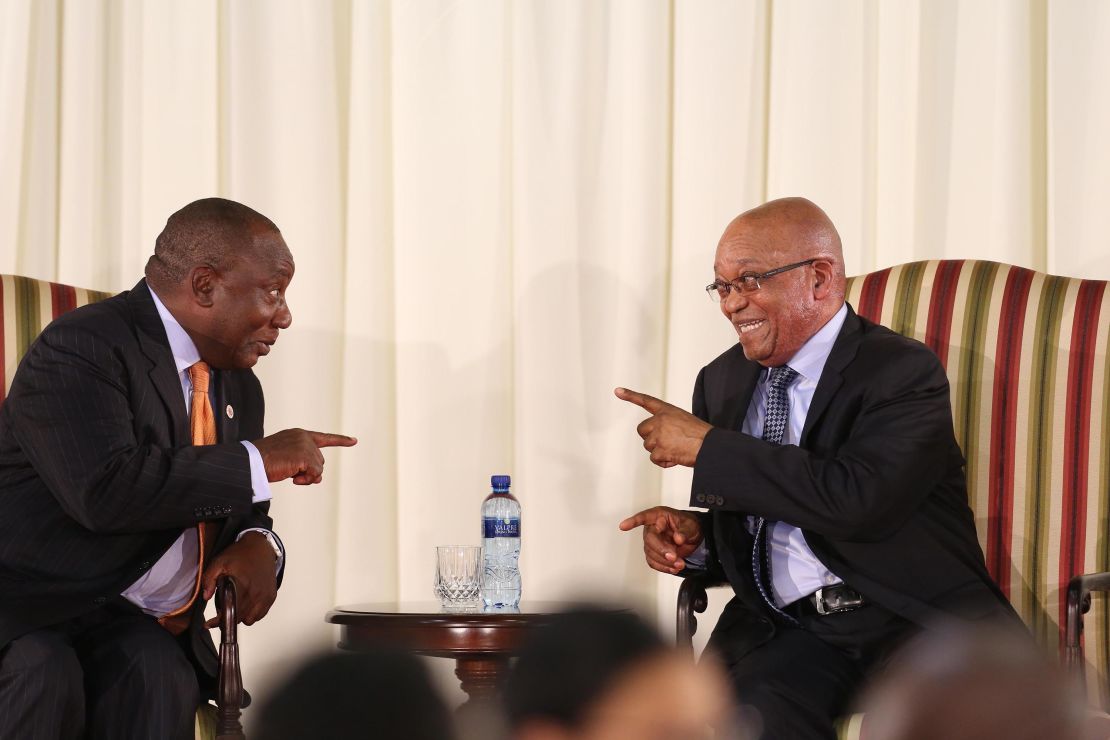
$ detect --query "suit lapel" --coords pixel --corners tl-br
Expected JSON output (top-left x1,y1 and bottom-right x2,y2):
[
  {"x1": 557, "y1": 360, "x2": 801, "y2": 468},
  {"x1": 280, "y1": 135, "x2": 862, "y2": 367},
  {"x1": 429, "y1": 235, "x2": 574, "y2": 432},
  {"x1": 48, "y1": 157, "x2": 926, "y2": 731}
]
[
  {"x1": 800, "y1": 306, "x2": 863, "y2": 446},
  {"x1": 211, "y1": 370, "x2": 248, "y2": 550},
  {"x1": 212, "y1": 370, "x2": 240, "y2": 444},
  {"x1": 718, "y1": 350, "x2": 762, "y2": 431},
  {"x1": 127, "y1": 279, "x2": 189, "y2": 446}
]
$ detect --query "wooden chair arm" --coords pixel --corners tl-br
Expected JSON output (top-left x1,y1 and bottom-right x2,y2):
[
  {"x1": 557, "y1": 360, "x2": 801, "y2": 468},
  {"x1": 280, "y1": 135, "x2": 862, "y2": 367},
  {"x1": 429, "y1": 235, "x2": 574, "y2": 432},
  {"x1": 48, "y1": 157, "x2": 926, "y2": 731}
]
[
  {"x1": 676, "y1": 573, "x2": 727, "y2": 651},
  {"x1": 215, "y1": 576, "x2": 244, "y2": 740},
  {"x1": 1066, "y1": 570, "x2": 1110, "y2": 687}
]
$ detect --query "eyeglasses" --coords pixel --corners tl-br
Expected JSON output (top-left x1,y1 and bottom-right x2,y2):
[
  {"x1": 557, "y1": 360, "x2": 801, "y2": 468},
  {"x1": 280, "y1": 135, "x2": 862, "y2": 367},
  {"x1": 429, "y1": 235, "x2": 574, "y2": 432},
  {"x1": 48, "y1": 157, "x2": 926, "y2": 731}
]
[{"x1": 705, "y1": 258, "x2": 817, "y2": 301}]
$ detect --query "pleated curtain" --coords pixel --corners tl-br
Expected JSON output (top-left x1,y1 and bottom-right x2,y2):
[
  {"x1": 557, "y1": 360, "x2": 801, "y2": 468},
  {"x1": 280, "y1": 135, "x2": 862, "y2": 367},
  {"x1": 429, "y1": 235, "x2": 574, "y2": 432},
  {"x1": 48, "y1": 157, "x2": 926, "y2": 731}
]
[{"x1": 3, "y1": 0, "x2": 1109, "y2": 711}]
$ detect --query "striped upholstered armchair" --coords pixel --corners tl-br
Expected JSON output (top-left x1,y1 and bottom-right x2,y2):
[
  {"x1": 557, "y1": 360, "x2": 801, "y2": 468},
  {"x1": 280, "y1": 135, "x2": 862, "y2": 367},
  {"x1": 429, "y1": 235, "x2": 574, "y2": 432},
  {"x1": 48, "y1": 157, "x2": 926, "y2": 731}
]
[
  {"x1": 0, "y1": 275, "x2": 245, "y2": 740},
  {"x1": 677, "y1": 260, "x2": 1110, "y2": 731}
]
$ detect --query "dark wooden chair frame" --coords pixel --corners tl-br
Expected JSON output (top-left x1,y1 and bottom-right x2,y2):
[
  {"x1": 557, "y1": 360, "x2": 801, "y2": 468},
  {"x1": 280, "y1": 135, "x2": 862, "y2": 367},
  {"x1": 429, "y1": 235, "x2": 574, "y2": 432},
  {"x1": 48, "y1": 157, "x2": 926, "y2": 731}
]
[{"x1": 215, "y1": 577, "x2": 245, "y2": 740}]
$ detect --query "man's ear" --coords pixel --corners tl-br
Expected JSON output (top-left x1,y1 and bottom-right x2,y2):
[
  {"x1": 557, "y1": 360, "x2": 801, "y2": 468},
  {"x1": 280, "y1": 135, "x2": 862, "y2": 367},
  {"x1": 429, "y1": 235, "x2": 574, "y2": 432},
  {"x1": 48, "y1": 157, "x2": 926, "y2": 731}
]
[
  {"x1": 812, "y1": 259, "x2": 834, "y2": 300},
  {"x1": 190, "y1": 265, "x2": 217, "y2": 308}
]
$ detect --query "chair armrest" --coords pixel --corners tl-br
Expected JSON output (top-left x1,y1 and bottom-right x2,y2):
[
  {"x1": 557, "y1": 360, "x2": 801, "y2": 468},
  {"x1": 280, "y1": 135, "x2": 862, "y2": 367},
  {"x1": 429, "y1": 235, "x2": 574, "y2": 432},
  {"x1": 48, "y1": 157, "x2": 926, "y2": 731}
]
[
  {"x1": 1065, "y1": 571, "x2": 1110, "y2": 683},
  {"x1": 215, "y1": 576, "x2": 245, "y2": 740},
  {"x1": 677, "y1": 573, "x2": 727, "y2": 651}
]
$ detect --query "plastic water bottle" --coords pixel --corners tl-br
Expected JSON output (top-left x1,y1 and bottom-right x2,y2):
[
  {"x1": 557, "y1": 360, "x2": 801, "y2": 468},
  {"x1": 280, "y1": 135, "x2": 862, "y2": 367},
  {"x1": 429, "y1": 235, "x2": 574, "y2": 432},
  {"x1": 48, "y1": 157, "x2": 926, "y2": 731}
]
[{"x1": 481, "y1": 474, "x2": 521, "y2": 608}]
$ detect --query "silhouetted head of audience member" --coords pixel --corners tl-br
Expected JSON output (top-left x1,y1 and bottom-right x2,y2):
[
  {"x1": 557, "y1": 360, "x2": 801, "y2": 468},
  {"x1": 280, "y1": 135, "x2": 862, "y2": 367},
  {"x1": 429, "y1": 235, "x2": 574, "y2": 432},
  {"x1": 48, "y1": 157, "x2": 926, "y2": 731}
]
[
  {"x1": 254, "y1": 648, "x2": 456, "y2": 740},
  {"x1": 504, "y1": 609, "x2": 738, "y2": 740},
  {"x1": 860, "y1": 622, "x2": 1085, "y2": 740}
]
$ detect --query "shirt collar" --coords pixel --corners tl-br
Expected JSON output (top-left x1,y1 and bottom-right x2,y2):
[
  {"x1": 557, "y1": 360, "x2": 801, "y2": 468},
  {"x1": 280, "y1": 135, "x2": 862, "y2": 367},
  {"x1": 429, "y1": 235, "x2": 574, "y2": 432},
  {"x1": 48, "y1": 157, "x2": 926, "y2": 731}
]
[
  {"x1": 779, "y1": 302, "x2": 849, "y2": 383},
  {"x1": 148, "y1": 286, "x2": 201, "y2": 376}
]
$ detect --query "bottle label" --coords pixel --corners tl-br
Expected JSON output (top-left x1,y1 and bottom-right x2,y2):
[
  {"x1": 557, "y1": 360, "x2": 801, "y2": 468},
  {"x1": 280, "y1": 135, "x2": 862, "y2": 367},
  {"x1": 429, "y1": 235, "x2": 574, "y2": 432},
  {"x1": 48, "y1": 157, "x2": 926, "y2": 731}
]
[{"x1": 483, "y1": 517, "x2": 520, "y2": 538}]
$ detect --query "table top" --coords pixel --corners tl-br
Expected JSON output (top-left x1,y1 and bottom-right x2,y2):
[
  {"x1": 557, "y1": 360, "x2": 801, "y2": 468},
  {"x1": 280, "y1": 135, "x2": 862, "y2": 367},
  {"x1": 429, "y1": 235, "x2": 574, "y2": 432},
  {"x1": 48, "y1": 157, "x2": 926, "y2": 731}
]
[
  {"x1": 326, "y1": 601, "x2": 571, "y2": 626},
  {"x1": 326, "y1": 601, "x2": 595, "y2": 659}
]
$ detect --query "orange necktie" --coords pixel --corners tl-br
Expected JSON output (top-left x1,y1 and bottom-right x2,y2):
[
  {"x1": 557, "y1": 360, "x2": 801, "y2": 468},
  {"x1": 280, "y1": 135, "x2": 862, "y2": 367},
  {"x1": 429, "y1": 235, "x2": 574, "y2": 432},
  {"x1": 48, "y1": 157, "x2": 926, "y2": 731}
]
[{"x1": 158, "y1": 361, "x2": 217, "y2": 632}]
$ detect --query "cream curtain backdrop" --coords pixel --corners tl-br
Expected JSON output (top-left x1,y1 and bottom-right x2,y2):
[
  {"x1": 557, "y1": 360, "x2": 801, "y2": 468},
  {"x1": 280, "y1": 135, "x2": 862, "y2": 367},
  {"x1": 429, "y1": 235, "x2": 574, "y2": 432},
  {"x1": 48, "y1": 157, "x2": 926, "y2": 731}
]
[{"x1": 3, "y1": 0, "x2": 1110, "y2": 713}]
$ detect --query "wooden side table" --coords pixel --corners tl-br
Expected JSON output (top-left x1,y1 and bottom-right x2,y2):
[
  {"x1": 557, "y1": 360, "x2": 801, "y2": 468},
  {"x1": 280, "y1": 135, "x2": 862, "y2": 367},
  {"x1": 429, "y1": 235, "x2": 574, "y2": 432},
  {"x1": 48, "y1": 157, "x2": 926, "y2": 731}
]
[{"x1": 325, "y1": 601, "x2": 566, "y2": 706}]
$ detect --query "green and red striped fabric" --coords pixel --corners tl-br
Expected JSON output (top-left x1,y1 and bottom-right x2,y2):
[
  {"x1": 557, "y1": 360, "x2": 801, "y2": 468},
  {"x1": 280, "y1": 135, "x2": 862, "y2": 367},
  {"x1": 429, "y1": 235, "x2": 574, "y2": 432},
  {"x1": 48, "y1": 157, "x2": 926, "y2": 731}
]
[
  {"x1": 847, "y1": 260, "x2": 1110, "y2": 706},
  {"x1": 0, "y1": 275, "x2": 112, "y2": 403}
]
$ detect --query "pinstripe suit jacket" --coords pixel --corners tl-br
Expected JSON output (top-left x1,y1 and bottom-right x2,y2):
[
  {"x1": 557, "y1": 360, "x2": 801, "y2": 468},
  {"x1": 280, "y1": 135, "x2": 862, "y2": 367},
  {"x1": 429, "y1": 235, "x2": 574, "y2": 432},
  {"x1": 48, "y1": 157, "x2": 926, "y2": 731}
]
[{"x1": 0, "y1": 279, "x2": 280, "y2": 680}]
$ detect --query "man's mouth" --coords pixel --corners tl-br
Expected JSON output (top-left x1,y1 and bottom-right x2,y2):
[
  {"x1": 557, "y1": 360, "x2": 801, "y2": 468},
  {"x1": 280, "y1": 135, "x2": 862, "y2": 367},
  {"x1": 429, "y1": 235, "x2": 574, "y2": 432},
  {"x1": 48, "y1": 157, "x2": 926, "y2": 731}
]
[{"x1": 736, "y1": 319, "x2": 765, "y2": 335}]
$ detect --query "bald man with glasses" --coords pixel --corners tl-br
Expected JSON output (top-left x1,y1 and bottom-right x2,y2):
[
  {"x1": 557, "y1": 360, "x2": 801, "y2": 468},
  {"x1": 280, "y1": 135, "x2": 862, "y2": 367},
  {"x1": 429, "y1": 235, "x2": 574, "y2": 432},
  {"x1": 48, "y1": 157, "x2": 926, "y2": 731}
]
[{"x1": 617, "y1": 197, "x2": 1017, "y2": 739}]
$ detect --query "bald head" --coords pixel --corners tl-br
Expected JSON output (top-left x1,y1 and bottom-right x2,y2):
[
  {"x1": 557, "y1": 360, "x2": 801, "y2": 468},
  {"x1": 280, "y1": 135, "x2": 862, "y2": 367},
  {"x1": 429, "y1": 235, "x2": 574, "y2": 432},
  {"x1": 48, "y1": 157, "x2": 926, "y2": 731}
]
[
  {"x1": 145, "y1": 197, "x2": 281, "y2": 290},
  {"x1": 712, "y1": 197, "x2": 847, "y2": 367},
  {"x1": 720, "y1": 197, "x2": 845, "y2": 291}
]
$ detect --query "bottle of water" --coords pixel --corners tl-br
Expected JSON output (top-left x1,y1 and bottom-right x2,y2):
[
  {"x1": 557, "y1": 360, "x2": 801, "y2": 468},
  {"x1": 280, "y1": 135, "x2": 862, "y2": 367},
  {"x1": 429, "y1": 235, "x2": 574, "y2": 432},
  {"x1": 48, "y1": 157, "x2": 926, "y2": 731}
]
[{"x1": 481, "y1": 474, "x2": 521, "y2": 608}]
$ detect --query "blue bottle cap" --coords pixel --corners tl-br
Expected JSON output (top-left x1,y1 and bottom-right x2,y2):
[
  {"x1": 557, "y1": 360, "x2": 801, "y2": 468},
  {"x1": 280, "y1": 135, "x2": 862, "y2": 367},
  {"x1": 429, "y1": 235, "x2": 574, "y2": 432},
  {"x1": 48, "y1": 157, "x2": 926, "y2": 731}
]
[{"x1": 491, "y1": 474, "x2": 511, "y2": 489}]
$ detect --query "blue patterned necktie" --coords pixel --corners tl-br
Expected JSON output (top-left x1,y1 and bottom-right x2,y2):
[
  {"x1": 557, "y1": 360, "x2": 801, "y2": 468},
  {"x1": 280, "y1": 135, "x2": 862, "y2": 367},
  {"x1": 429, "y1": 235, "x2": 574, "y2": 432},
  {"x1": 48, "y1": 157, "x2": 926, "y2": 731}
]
[{"x1": 752, "y1": 365, "x2": 799, "y2": 622}]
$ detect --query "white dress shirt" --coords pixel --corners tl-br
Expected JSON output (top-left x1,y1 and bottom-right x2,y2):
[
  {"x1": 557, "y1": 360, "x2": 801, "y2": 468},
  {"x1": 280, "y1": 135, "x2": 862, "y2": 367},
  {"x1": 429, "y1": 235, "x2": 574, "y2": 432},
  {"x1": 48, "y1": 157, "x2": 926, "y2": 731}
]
[
  {"x1": 120, "y1": 288, "x2": 281, "y2": 616},
  {"x1": 689, "y1": 303, "x2": 848, "y2": 608}
]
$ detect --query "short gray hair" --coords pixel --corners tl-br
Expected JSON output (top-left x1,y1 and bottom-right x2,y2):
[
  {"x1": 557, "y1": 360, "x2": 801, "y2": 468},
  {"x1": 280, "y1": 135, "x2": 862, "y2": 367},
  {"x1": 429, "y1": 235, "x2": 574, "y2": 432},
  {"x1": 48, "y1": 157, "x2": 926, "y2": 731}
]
[{"x1": 146, "y1": 197, "x2": 278, "y2": 286}]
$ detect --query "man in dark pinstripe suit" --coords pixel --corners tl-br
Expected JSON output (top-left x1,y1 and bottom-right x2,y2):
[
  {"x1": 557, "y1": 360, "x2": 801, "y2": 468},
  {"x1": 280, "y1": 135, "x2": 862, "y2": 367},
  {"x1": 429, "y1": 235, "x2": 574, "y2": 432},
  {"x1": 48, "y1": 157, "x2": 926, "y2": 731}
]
[{"x1": 0, "y1": 198, "x2": 356, "y2": 740}]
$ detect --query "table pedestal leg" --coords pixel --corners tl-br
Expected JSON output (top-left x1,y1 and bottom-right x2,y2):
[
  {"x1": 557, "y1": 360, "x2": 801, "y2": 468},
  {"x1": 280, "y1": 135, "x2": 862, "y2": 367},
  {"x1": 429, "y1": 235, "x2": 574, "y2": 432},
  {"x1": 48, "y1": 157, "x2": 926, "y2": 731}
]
[{"x1": 455, "y1": 657, "x2": 509, "y2": 706}]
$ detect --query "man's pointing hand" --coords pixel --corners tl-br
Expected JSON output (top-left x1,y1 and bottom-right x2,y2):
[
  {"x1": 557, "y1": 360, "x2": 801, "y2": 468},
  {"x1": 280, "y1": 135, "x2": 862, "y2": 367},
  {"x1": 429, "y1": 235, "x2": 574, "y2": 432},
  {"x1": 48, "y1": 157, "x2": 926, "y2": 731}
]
[
  {"x1": 253, "y1": 429, "x2": 358, "y2": 485},
  {"x1": 615, "y1": 387, "x2": 711, "y2": 468}
]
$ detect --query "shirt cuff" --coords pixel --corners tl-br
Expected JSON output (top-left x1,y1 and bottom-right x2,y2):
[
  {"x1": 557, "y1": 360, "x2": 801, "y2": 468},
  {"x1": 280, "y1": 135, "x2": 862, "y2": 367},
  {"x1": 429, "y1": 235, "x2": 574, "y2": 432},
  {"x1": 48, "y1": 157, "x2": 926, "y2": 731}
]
[
  {"x1": 240, "y1": 440, "x2": 272, "y2": 503},
  {"x1": 237, "y1": 528, "x2": 285, "y2": 576},
  {"x1": 683, "y1": 540, "x2": 710, "y2": 570}
]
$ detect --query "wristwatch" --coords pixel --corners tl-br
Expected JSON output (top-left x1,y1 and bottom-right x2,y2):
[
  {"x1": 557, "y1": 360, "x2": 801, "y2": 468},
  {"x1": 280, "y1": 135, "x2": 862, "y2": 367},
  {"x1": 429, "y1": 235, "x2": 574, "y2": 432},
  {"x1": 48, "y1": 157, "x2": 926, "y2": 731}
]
[{"x1": 238, "y1": 529, "x2": 283, "y2": 563}]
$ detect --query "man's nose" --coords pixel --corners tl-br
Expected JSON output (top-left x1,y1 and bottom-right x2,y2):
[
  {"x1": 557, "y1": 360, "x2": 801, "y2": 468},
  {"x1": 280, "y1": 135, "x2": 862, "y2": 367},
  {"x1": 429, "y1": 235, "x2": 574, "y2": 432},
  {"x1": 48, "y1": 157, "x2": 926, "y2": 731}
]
[
  {"x1": 274, "y1": 301, "x2": 292, "y2": 329},
  {"x1": 723, "y1": 288, "x2": 748, "y2": 313}
]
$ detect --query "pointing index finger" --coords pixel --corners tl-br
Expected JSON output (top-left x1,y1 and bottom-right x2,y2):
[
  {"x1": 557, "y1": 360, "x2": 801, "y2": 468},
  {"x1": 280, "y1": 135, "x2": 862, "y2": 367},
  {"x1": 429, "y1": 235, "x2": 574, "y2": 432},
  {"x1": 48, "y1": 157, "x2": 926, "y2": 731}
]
[
  {"x1": 308, "y1": 431, "x2": 359, "y2": 448},
  {"x1": 614, "y1": 387, "x2": 666, "y2": 414},
  {"x1": 618, "y1": 509, "x2": 657, "y2": 531}
]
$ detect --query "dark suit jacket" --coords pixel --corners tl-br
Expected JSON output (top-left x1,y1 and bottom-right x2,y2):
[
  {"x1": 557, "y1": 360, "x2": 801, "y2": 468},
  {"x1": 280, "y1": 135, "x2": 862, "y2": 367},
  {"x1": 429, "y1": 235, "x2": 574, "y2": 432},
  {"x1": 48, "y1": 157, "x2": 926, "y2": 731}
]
[
  {"x1": 0, "y1": 279, "x2": 282, "y2": 686},
  {"x1": 689, "y1": 306, "x2": 1016, "y2": 661}
]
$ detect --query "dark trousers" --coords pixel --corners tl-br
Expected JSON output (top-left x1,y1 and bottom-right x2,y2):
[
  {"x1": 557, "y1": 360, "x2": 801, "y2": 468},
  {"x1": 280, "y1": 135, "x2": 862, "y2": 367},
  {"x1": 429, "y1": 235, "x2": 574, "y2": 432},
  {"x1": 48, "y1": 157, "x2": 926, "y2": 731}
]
[
  {"x1": 721, "y1": 601, "x2": 916, "y2": 740},
  {"x1": 0, "y1": 602, "x2": 199, "y2": 740}
]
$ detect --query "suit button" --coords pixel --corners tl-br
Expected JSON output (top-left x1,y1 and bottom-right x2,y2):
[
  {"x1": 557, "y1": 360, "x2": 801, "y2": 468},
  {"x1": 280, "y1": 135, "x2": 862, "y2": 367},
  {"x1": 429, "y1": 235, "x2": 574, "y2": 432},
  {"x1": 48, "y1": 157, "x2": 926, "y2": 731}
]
[
  {"x1": 716, "y1": 496, "x2": 725, "y2": 506},
  {"x1": 695, "y1": 493, "x2": 706, "y2": 504},
  {"x1": 92, "y1": 596, "x2": 106, "y2": 606}
]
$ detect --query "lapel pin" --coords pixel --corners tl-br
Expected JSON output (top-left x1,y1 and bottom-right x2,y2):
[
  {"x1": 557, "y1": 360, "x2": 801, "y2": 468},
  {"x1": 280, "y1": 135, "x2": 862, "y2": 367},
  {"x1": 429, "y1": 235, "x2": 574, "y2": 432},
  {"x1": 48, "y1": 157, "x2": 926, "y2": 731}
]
[{"x1": 225, "y1": 404, "x2": 234, "y2": 419}]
